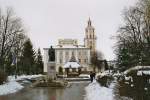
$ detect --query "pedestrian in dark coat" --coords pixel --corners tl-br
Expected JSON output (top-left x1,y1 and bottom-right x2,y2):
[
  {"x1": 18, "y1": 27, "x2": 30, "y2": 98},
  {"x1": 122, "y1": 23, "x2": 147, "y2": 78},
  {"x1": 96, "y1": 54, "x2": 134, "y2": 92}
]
[
  {"x1": 90, "y1": 72, "x2": 93, "y2": 82},
  {"x1": 93, "y1": 72, "x2": 96, "y2": 79}
]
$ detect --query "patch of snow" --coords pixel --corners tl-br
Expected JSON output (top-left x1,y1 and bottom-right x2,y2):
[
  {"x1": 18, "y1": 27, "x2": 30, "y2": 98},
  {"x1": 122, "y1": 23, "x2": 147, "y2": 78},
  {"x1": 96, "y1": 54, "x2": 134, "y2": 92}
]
[
  {"x1": 144, "y1": 87, "x2": 148, "y2": 91},
  {"x1": 65, "y1": 77, "x2": 90, "y2": 80},
  {"x1": 79, "y1": 74, "x2": 90, "y2": 78},
  {"x1": 124, "y1": 66, "x2": 150, "y2": 75},
  {"x1": 8, "y1": 74, "x2": 43, "y2": 81},
  {"x1": 84, "y1": 80, "x2": 114, "y2": 100},
  {"x1": 0, "y1": 74, "x2": 42, "y2": 96},
  {"x1": 54, "y1": 45, "x2": 86, "y2": 49},
  {"x1": 125, "y1": 82, "x2": 129, "y2": 84},
  {"x1": 113, "y1": 72, "x2": 121, "y2": 77},
  {"x1": 96, "y1": 70, "x2": 113, "y2": 79},
  {"x1": 63, "y1": 62, "x2": 80, "y2": 68},
  {"x1": 131, "y1": 84, "x2": 134, "y2": 87},
  {"x1": 137, "y1": 70, "x2": 150, "y2": 76},
  {"x1": 0, "y1": 81, "x2": 23, "y2": 95},
  {"x1": 69, "y1": 81, "x2": 90, "y2": 84},
  {"x1": 125, "y1": 76, "x2": 132, "y2": 81}
]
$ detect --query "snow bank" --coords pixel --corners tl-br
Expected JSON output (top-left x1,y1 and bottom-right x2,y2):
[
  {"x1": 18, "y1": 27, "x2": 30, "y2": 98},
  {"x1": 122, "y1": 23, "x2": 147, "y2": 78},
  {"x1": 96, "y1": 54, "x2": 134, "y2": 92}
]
[
  {"x1": 84, "y1": 80, "x2": 114, "y2": 100},
  {"x1": 113, "y1": 72, "x2": 122, "y2": 77},
  {"x1": 79, "y1": 74, "x2": 90, "y2": 78},
  {"x1": 8, "y1": 74, "x2": 43, "y2": 81},
  {"x1": 124, "y1": 66, "x2": 150, "y2": 75},
  {"x1": 96, "y1": 70, "x2": 113, "y2": 79},
  {"x1": 137, "y1": 70, "x2": 150, "y2": 76},
  {"x1": 0, "y1": 81, "x2": 23, "y2": 95},
  {"x1": 0, "y1": 74, "x2": 42, "y2": 96}
]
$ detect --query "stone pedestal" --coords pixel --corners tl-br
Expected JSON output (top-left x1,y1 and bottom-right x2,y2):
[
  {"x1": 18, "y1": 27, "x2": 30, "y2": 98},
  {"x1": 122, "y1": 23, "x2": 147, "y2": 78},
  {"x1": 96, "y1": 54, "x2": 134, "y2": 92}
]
[{"x1": 47, "y1": 62, "x2": 56, "y2": 80}]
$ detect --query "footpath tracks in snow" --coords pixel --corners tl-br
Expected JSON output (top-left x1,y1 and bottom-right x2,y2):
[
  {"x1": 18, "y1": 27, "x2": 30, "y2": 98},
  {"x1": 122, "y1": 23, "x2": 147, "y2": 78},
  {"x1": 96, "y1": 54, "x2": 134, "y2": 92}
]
[{"x1": 84, "y1": 80, "x2": 115, "y2": 100}]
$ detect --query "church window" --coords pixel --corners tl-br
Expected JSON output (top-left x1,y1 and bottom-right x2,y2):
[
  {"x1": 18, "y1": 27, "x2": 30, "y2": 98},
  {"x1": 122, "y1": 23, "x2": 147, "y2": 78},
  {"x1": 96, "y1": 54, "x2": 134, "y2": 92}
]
[
  {"x1": 90, "y1": 46, "x2": 92, "y2": 49},
  {"x1": 58, "y1": 66, "x2": 63, "y2": 74},
  {"x1": 60, "y1": 51, "x2": 63, "y2": 56},
  {"x1": 78, "y1": 51, "x2": 81, "y2": 55},
  {"x1": 86, "y1": 29, "x2": 88, "y2": 33},
  {"x1": 60, "y1": 59, "x2": 62, "y2": 63},
  {"x1": 66, "y1": 51, "x2": 69, "y2": 56},
  {"x1": 86, "y1": 35, "x2": 88, "y2": 38},
  {"x1": 84, "y1": 68, "x2": 87, "y2": 71},
  {"x1": 84, "y1": 51, "x2": 87, "y2": 55},
  {"x1": 79, "y1": 59, "x2": 81, "y2": 63},
  {"x1": 72, "y1": 51, "x2": 74, "y2": 55},
  {"x1": 84, "y1": 59, "x2": 87, "y2": 63},
  {"x1": 51, "y1": 66, "x2": 55, "y2": 70}
]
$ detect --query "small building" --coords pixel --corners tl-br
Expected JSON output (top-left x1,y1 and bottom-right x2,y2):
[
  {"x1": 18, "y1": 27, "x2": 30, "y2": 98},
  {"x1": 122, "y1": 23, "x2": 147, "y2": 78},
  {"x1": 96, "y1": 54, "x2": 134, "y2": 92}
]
[{"x1": 63, "y1": 53, "x2": 81, "y2": 76}]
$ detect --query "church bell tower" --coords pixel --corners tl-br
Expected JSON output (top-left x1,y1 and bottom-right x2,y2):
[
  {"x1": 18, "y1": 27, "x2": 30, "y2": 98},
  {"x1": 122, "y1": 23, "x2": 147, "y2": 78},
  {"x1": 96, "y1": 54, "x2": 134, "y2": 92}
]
[{"x1": 84, "y1": 18, "x2": 97, "y2": 53}]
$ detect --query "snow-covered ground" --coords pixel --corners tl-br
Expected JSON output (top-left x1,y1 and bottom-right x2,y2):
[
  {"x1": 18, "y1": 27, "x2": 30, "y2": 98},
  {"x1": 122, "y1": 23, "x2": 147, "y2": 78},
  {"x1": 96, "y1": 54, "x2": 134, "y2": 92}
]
[
  {"x1": 8, "y1": 74, "x2": 43, "y2": 81},
  {"x1": 84, "y1": 80, "x2": 114, "y2": 100},
  {"x1": 0, "y1": 74, "x2": 43, "y2": 96},
  {"x1": 79, "y1": 74, "x2": 90, "y2": 78},
  {"x1": 96, "y1": 70, "x2": 113, "y2": 78},
  {"x1": 0, "y1": 81, "x2": 23, "y2": 95},
  {"x1": 124, "y1": 66, "x2": 150, "y2": 75}
]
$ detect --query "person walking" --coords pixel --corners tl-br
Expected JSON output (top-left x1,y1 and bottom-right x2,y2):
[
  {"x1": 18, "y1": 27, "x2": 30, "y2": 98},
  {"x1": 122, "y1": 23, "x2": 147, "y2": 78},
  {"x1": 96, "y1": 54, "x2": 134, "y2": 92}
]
[
  {"x1": 90, "y1": 71, "x2": 93, "y2": 82},
  {"x1": 93, "y1": 72, "x2": 96, "y2": 79}
]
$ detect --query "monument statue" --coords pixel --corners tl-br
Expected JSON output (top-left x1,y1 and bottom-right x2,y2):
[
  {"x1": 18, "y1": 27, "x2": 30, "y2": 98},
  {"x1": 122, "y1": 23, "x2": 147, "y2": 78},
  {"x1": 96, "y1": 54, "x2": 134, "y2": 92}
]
[{"x1": 48, "y1": 46, "x2": 55, "y2": 61}]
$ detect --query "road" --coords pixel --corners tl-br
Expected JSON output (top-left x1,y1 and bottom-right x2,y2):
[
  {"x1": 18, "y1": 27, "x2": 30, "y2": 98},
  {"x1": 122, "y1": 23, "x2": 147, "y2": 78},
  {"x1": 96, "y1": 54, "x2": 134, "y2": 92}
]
[{"x1": 0, "y1": 81, "x2": 90, "y2": 100}]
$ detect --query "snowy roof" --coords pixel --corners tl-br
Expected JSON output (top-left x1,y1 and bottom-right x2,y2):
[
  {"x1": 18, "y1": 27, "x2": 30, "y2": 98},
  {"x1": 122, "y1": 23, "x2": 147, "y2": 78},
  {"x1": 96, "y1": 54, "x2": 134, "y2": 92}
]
[
  {"x1": 43, "y1": 45, "x2": 90, "y2": 50},
  {"x1": 54, "y1": 45, "x2": 89, "y2": 49},
  {"x1": 124, "y1": 66, "x2": 150, "y2": 74},
  {"x1": 63, "y1": 62, "x2": 81, "y2": 68}
]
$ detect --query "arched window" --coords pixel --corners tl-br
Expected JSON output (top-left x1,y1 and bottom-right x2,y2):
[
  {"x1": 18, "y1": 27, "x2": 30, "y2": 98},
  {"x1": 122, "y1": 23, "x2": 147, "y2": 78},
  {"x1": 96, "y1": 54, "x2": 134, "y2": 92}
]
[
  {"x1": 90, "y1": 34, "x2": 91, "y2": 38},
  {"x1": 58, "y1": 66, "x2": 63, "y2": 74}
]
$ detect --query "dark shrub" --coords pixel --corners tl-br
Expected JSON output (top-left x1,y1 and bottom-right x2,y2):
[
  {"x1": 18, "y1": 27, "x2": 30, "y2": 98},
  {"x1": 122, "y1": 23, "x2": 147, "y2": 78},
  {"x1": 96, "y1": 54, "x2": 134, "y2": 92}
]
[
  {"x1": 0, "y1": 70, "x2": 7, "y2": 84},
  {"x1": 97, "y1": 75, "x2": 113, "y2": 87}
]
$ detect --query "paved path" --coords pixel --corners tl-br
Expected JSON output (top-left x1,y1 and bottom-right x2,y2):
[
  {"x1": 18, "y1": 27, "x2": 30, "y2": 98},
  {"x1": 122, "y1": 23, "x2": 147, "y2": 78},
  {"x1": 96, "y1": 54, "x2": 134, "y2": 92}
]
[{"x1": 0, "y1": 81, "x2": 90, "y2": 100}]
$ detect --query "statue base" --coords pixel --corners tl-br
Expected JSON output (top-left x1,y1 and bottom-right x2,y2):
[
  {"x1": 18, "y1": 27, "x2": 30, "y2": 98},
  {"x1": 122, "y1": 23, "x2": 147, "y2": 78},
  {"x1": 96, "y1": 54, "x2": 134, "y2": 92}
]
[{"x1": 47, "y1": 62, "x2": 56, "y2": 80}]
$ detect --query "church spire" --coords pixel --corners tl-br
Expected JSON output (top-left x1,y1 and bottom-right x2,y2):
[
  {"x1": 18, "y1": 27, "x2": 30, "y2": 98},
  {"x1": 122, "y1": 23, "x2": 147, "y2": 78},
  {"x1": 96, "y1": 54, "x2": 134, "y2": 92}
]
[
  {"x1": 88, "y1": 17, "x2": 92, "y2": 26},
  {"x1": 84, "y1": 18, "x2": 97, "y2": 53}
]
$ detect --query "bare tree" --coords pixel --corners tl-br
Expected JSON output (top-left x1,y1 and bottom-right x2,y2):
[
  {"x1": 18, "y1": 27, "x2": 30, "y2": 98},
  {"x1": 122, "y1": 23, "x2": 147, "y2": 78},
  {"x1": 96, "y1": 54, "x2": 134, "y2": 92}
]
[
  {"x1": 115, "y1": 0, "x2": 150, "y2": 71},
  {"x1": 91, "y1": 50, "x2": 104, "y2": 71},
  {"x1": 0, "y1": 8, "x2": 25, "y2": 71}
]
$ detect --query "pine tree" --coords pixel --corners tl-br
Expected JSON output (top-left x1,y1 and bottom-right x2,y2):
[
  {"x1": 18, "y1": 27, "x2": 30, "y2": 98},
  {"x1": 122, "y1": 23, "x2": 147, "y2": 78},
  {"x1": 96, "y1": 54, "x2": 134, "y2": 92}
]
[
  {"x1": 35, "y1": 48, "x2": 43, "y2": 74},
  {"x1": 22, "y1": 39, "x2": 36, "y2": 74},
  {"x1": 117, "y1": 47, "x2": 130, "y2": 71}
]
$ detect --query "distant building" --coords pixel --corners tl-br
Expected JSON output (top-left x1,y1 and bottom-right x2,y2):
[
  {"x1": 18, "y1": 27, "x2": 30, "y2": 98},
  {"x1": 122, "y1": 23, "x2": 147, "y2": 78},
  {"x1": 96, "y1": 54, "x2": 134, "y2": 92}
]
[{"x1": 43, "y1": 18, "x2": 97, "y2": 73}]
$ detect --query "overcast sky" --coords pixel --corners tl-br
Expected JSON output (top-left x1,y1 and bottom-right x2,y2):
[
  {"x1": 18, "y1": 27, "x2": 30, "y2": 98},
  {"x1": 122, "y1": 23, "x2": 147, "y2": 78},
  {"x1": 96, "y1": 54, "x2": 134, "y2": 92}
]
[{"x1": 0, "y1": 0, "x2": 138, "y2": 60}]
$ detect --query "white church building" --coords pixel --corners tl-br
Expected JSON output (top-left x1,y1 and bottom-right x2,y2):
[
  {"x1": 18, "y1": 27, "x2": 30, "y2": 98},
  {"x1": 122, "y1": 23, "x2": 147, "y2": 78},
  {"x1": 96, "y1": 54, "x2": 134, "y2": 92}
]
[{"x1": 43, "y1": 18, "x2": 97, "y2": 74}]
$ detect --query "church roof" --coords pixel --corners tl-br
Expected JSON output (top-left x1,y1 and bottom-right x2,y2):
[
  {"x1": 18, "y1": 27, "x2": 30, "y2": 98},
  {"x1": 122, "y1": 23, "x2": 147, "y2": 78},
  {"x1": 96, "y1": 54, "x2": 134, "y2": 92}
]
[
  {"x1": 63, "y1": 52, "x2": 81, "y2": 68},
  {"x1": 69, "y1": 53, "x2": 76, "y2": 62},
  {"x1": 63, "y1": 62, "x2": 81, "y2": 68},
  {"x1": 53, "y1": 45, "x2": 90, "y2": 49},
  {"x1": 43, "y1": 46, "x2": 90, "y2": 50}
]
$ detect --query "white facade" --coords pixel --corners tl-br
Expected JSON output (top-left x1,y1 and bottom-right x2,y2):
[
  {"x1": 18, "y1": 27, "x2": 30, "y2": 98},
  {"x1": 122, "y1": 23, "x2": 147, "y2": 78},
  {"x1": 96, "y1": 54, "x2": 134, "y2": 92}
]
[
  {"x1": 43, "y1": 18, "x2": 97, "y2": 73},
  {"x1": 43, "y1": 43, "x2": 91, "y2": 73}
]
